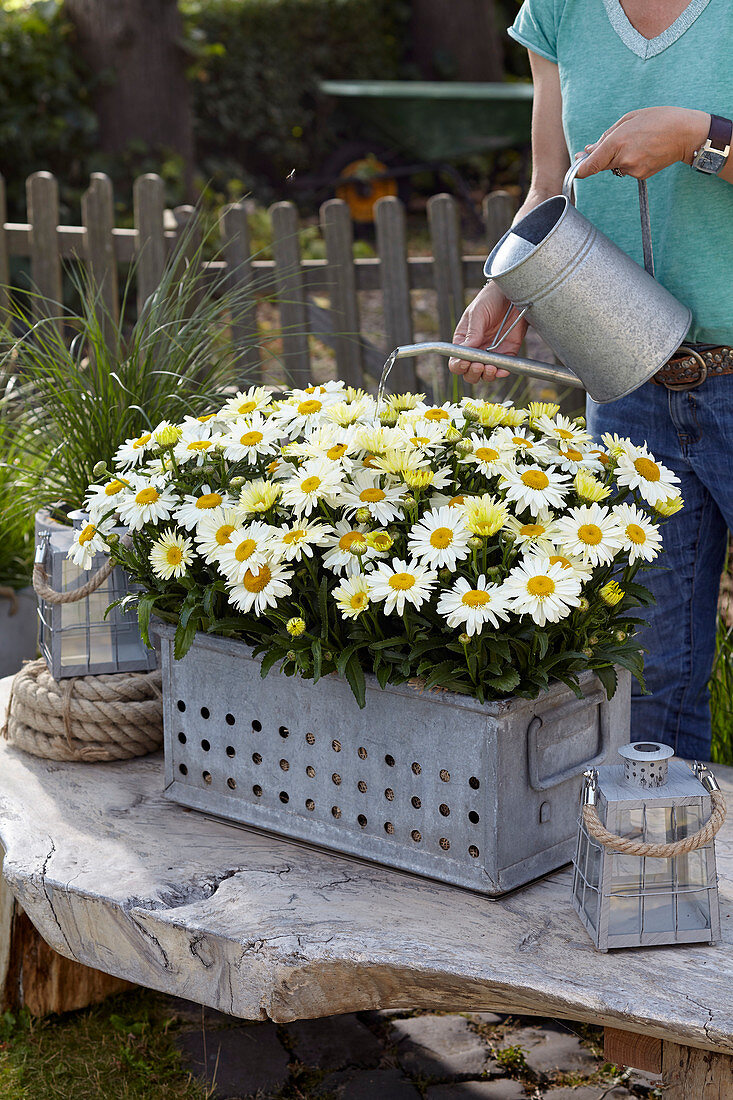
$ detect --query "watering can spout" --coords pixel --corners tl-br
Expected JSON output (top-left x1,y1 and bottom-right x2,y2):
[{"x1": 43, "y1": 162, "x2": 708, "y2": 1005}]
[{"x1": 384, "y1": 342, "x2": 584, "y2": 392}]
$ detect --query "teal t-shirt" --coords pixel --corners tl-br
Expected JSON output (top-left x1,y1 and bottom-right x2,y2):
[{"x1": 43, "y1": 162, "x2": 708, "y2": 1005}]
[{"x1": 509, "y1": 0, "x2": 733, "y2": 344}]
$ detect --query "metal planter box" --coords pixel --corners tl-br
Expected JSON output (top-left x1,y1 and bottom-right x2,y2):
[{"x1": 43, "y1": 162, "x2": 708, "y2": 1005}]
[{"x1": 156, "y1": 623, "x2": 631, "y2": 896}]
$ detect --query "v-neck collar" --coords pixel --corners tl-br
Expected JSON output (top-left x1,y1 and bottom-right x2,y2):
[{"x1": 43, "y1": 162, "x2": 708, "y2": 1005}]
[{"x1": 601, "y1": 0, "x2": 712, "y2": 59}]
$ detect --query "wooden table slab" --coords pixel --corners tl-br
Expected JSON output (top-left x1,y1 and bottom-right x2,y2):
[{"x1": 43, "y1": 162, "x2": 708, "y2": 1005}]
[{"x1": 0, "y1": 686, "x2": 731, "y2": 1062}]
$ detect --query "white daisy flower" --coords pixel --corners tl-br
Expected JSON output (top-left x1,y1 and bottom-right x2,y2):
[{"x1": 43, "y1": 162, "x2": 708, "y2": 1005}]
[
  {"x1": 114, "y1": 430, "x2": 154, "y2": 469},
  {"x1": 220, "y1": 413, "x2": 282, "y2": 464},
  {"x1": 217, "y1": 521, "x2": 279, "y2": 584},
  {"x1": 339, "y1": 471, "x2": 407, "y2": 525},
  {"x1": 151, "y1": 420, "x2": 183, "y2": 447},
  {"x1": 410, "y1": 400, "x2": 465, "y2": 428},
  {"x1": 371, "y1": 446, "x2": 430, "y2": 478},
  {"x1": 491, "y1": 426, "x2": 554, "y2": 464},
  {"x1": 428, "y1": 492, "x2": 469, "y2": 512},
  {"x1": 149, "y1": 528, "x2": 194, "y2": 580},
  {"x1": 332, "y1": 574, "x2": 371, "y2": 619},
  {"x1": 554, "y1": 503, "x2": 625, "y2": 566},
  {"x1": 272, "y1": 520, "x2": 333, "y2": 562},
  {"x1": 322, "y1": 520, "x2": 382, "y2": 576},
  {"x1": 533, "y1": 412, "x2": 593, "y2": 447},
  {"x1": 353, "y1": 424, "x2": 405, "y2": 455},
  {"x1": 504, "y1": 511, "x2": 561, "y2": 555},
  {"x1": 503, "y1": 554, "x2": 583, "y2": 627},
  {"x1": 460, "y1": 433, "x2": 511, "y2": 477},
  {"x1": 279, "y1": 458, "x2": 345, "y2": 516},
  {"x1": 500, "y1": 463, "x2": 571, "y2": 517},
  {"x1": 323, "y1": 396, "x2": 374, "y2": 427},
  {"x1": 238, "y1": 479, "x2": 281, "y2": 514},
  {"x1": 402, "y1": 419, "x2": 450, "y2": 451},
  {"x1": 601, "y1": 431, "x2": 636, "y2": 459},
  {"x1": 117, "y1": 475, "x2": 178, "y2": 530},
  {"x1": 611, "y1": 502, "x2": 663, "y2": 563},
  {"x1": 549, "y1": 442, "x2": 606, "y2": 474},
  {"x1": 227, "y1": 559, "x2": 292, "y2": 614},
  {"x1": 218, "y1": 385, "x2": 273, "y2": 421},
  {"x1": 175, "y1": 484, "x2": 231, "y2": 530},
  {"x1": 614, "y1": 445, "x2": 681, "y2": 506},
  {"x1": 367, "y1": 557, "x2": 438, "y2": 616},
  {"x1": 85, "y1": 477, "x2": 129, "y2": 523},
  {"x1": 272, "y1": 393, "x2": 338, "y2": 438},
  {"x1": 437, "y1": 574, "x2": 512, "y2": 635},
  {"x1": 407, "y1": 506, "x2": 471, "y2": 569},
  {"x1": 194, "y1": 506, "x2": 243, "y2": 564},
  {"x1": 173, "y1": 423, "x2": 222, "y2": 466},
  {"x1": 545, "y1": 551, "x2": 594, "y2": 583},
  {"x1": 67, "y1": 520, "x2": 112, "y2": 571}
]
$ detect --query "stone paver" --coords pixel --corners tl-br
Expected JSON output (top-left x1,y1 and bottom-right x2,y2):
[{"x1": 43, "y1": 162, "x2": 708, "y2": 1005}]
[
  {"x1": 317, "y1": 1067, "x2": 422, "y2": 1099},
  {"x1": 175, "y1": 1022, "x2": 290, "y2": 1099},
  {"x1": 540, "y1": 1088, "x2": 633, "y2": 1099},
  {"x1": 426, "y1": 1080, "x2": 527, "y2": 1098},
  {"x1": 281, "y1": 1012, "x2": 382, "y2": 1070},
  {"x1": 500, "y1": 1023, "x2": 599, "y2": 1077},
  {"x1": 391, "y1": 1013, "x2": 496, "y2": 1078},
  {"x1": 469, "y1": 1012, "x2": 504, "y2": 1026}
]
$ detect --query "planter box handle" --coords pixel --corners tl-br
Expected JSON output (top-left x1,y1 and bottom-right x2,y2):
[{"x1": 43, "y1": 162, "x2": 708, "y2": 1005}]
[{"x1": 527, "y1": 689, "x2": 610, "y2": 791}]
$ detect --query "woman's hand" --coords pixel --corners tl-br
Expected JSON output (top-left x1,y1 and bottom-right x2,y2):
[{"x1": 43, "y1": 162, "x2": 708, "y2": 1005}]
[
  {"x1": 448, "y1": 282, "x2": 528, "y2": 384},
  {"x1": 576, "y1": 106, "x2": 710, "y2": 180}
]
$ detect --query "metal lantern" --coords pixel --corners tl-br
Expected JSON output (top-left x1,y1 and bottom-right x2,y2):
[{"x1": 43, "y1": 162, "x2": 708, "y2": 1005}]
[
  {"x1": 572, "y1": 742, "x2": 725, "y2": 951},
  {"x1": 35, "y1": 510, "x2": 156, "y2": 680}
]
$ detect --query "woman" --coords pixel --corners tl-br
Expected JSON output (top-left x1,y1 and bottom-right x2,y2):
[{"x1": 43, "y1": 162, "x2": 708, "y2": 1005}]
[{"x1": 449, "y1": 0, "x2": 733, "y2": 759}]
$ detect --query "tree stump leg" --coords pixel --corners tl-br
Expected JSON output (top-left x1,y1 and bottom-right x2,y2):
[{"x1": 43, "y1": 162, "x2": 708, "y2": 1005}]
[
  {"x1": 0, "y1": 869, "x2": 132, "y2": 1016},
  {"x1": 605, "y1": 1026, "x2": 733, "y2": 1099}
]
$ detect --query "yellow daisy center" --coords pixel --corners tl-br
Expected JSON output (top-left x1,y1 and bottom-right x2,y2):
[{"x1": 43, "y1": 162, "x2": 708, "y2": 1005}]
[
  {"x1": 236, "y1": 400, "x2": 257, "y2": 415},
  {"x1": 327, "y1": 444, "x2": 348, "y2": 460},
  {"x1": 301, "y1": 476, "x2": 322, "y2": 493},
  {"x1": 135, "y1": 487, "x2": 160, "y2": 505},
  {"x1": 411, "y1": 436, "x2": 430, "y2": 446},
  {"x1": 520, "y1": 523, "x2": 545, "y2": 537},
  {"x1": 187, "y1": 440, "x2": 211, "y2": 451},
  {"x1": 215, "y1": 524, "x2": 235, "y2": 546},
  {"x1": 79, "y1": 524, "x2": 96, "y2": 545},
  {"x1": 388, "y1": 572, "x2": 416, "y2": 591},
  {"x1": 298, "y1": 399, "x2": 322, "y2": 415},
  {"x1": 196, "y1": 492, "x2": 223, "y2": 510},
  {"x1": 578, "y1": 523, "x2": 602, "y2": 545},
  {"x1": 284, "y1": 528, "x2": 307, "y2": 544},
  {"x1": 634, "y1": 456, "x2": 661, "y2": 482},
  {"x1": 590, "y1": 449, "x2": 610, "y2": 467},
  {"x1": 461, "y1": 589, "x2": 490, "y2": 607},
  {"x1": 363, "y1": 454, "x2": 378, "y2": 468},
  {"x1": 133, "y1": 433, "x2": 151, "y2": 449},
  {"x1": 360, "y1": 487, "x2": 385, "y2": 503},
  {"x1": 370, "y1": 533, "x2": 392, "y2": 552},
  {"x1": 512, "y1": 436, "x2": 532, "y2": 447},
  {"x1": 549, "y1": 554, "x2": 572, "y2": 569},
  {"x1": 235, "y1": 538, "x2": 257, "y2": 562},
  {"x1": 556, "y1": 428, "x2": 574, "y2": 439},
  {"x1": 105, "y1": 479, "x2": 125, "y2": 495},
  {"x1": 239, "y1": 430, "x2": 263, "y2": 446},
  {"x1": 626, "y1": 523, "x2": 647, "y2": 545},
  {"x1": 424, "y1": 409, "x2": 449, "y2": 421},
  {"x1": 166, "y1": 546, "x2": 183, "y2": 566},
  {"x1": 198, "y1": 413, "x2": 215, "y2": 422},
  {"x1": 339, "y1": 531, "x2": 365, "y2": 551},
  {"x1": 562, "y1": 447, "x2": 584, "y2": 461},
  {"x1": 475, "y1": 447, "x2": 499, "y2": 462},
  {"x1": 521, "y1": 470, "x2": 549, "y2": 490},
  {"x1": 527, "y1": 575, "x2": 555, "y2": 597},
  {"x1": 350, "y1": 592, "x2": 368, "y2": 610},
  {"x1": 267, "y1": 459, "x2": 280, "y2": 474},
  {"x1": 429, "y1": 527, "x2": 454, "y2": 549},
  {"x1": 243, "y1": 564, "x2": 272, "y2": 592},
  {"x1": 449, "y1": 495, "x2": 465, "y2": 507}
]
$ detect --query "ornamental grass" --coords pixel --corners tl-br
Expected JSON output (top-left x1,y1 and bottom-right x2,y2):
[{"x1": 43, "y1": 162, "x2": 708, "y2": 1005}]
[{"x1": 74, "y1": 383, "x2": 683, "y2": 707}]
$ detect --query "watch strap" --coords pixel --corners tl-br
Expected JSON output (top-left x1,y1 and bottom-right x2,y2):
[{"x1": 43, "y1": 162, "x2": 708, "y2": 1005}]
[{"x1": 708, "y1": 114, "x2": 733, "y2": 154}]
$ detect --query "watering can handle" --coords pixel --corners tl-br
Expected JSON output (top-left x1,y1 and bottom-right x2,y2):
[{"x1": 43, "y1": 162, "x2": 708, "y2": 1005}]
[{"x1": 562, "y1": 154, "x2": 655, "y2": 277}]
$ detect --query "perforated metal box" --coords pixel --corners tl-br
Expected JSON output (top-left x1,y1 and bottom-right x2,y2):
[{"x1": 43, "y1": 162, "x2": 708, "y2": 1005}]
[{"x1": 156, "y1": 623, "x2": 631, "y2": 896}]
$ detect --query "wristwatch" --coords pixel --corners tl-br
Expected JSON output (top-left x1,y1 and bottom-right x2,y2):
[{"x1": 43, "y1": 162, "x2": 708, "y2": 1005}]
[{"x1": 691, "y1": 114, "x2": 732, "y2": 175}]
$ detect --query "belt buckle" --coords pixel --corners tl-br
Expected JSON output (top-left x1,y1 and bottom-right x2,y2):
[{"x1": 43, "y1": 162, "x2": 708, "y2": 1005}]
[{"x1": 663, "y1": 347, "x2": 708, "y2": 391}]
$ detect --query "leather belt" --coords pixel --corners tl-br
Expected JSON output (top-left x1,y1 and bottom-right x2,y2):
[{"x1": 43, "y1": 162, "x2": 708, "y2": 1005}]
[{"x1": 653, "y1": 346, "x2": 733, "y2": 390}]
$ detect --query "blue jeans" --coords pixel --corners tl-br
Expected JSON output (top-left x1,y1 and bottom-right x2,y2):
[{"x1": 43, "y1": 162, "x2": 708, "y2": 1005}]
[{"x1": 586, "y1": 375, "x2": 730, "y2": 761}]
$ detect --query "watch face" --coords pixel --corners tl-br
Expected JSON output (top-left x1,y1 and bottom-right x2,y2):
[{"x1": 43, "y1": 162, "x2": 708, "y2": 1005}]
[{"x1": 696, "y1": 149, "x2": 726, "y2": 174}]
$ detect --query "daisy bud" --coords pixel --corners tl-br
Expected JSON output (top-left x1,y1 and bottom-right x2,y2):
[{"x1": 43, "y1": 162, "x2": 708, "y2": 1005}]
[
  {"x1": 365, "y1": 531, "x2": 393, "y2": 553},
  {"x1": 615, "y1": 629, "x2": 627, "y2": 642},
  {"x1": 467, "y1": 536, "x2": 483, "y2": 550},
  {"x1": 355, "y1": 506, "x2": 372, "y2": 523},
  {"x1": 459, "y1": 632, "x2": 471, "y2": 645},
  {"x1": 455, "y1": 439, "x2": 473, "y2": 455},
  {"x1": 574, "y1": 469, "x2": 611, "y2": 503},
  {"x1": 654, "y1": 494, "x2": 684, "y2": 518},
  {"x1": 582, "y1": 646, "x2": 594, "y2": 658},
  {"x1": 379, "y1": 408, "x2": 398, "y2": 426},
  {"x1": 229, "y1": 476, "x2": 246, "y2": 490},
  {"x1": 445, "y1": 426, "x2": 462, "y2": 443},
  {"x1": 323, "y1": 650, "x2": 333, "y2": 661},
  {"x1": 502, "y1": 531, "x2": 517, "y2": 546},
  {"x1": 578, "y1": 597, "x2": 590, "y2": 613},
  {"x1": 439, "y1": 568, "x2": 452, "y2": 583},
  {"x1": 463, "y1": 404, "x2": 480, "y2": 423},
  {"x1": 286, "y1": 650, "x2": 297, "y2": 662},
  {"x1": 575, "y1": 416, "x2": 586, "y2": 428},
  {"x1": 155, "y1": 424, "x2": 182, "y2": 447},
  {"x1": 92, "y1": 461, "x2": 109, "y2": 479},
  {"x1": 400, "y1": 495, "x2": 416, "y2": 510},
  {"x1": 485, "y1": 567, "x2": 501, "y2": 581},
  {"x1": 588, "y1": 635, "x2": 599, "y2": 647},
  {"x1": 600, "y1": 580, "x2": 624, "y2": 606},
  {"x1": 347, "y1": 536, "x2": 368, "y2": 556},
  {"x1": 286, "y1": 617, "x2": 306, "y2": 637}
]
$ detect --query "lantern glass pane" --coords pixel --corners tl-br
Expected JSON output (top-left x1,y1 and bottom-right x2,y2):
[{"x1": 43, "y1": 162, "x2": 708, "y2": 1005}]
[
  {"x1": 61, "y1": 561, "x2": 88, "y2": 627},
  {"x1": 641, "y1": 885, "x2": 675, "y2": 935},
  {"x1": 644, "y1": 804, "x2": 672, "y2": 845},
  {"x1": 643, "y1": 856, "x2": 675, "y2": 891},
  {"x1": 677, "y1": 890, "x2": 712, "y2": 932},
  {"x1": 60, "y1": 627, "x2": 92, "y2": 668},
  {"x1": 676, "y1": 849, "x2": 707, "y2": 888},
  {"x1": 88, "y1": 625, "x2": 115, "y2": 664},
  {"x1": 615, "y1": 806, "x2": 643, "y2": 839},
  {"x1": 87, "y1": 587, "x2": 113, "y2": 626},
  {"x1": 608, "y1": 893, "x2": 641, "y2": 936},
  {"x1": 611, "y1": 852, "x2": 642, "y2": 893}
]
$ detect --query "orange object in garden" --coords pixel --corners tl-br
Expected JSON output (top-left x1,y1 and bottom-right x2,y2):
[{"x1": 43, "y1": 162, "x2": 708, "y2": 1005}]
[{"x1": 335, "y1": 154, "x2": 397, "y2": 222}]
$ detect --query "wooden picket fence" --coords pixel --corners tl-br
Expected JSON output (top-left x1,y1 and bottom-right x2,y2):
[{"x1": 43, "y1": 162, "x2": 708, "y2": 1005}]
[{"x1": 0, "y1": 170, "x2": 516, "y2": 393}]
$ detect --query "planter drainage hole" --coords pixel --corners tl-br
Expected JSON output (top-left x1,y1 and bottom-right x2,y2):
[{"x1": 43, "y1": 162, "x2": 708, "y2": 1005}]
[
  {"x1": 225, "y1": 713, "x2": 235, "y2": 726},
  {"x1": 306, "y1": 798, "x2": 315, "y2": 811},
  {"x1": 468, "y1": 810, "x2": 480, "y2": 824},
  {"x1": 201, "y1": 739, "x2": 210, "y2": 752},
  {"x1": 253, "y1": 784, "x2": 262, "y2": 797},
  {"x1": 306, "y1": 732, "x2": 316, "y2": 745},
  {"x1": 332, "y1": 773, "x2": 342, "y2": 785},
  {"x1": 179, "y1": 763, "x2": 188, "y2": 776},
  {"x1": 439, "y1": 803, "x2": 450, "y2": 817},
  {"x1": 306, "y1": 765, "x2": 316, "y2": 778},
  {"x1": 279, "y1": 791, "x2": 289, "y2": 804},
  {"x1": 200, "y1": 707, "x2": 210, "y2": 720},
  {"x1": 411, "y1": 830, "x2": 422, "y2": 843},
  {"x1": 385, "y1": 754, "x2": 395, "y2": 766},
  {"x1": 440, "y1": 769, "x2": 451, "y2": 782},
  {"x1": 358, "y1": 780, "x2": 367, "y2": 793},
  {"x1": 252, "y1": 720, "x2": 262, "y2": 732},
  {"x1": 331, "y1": 805, "x2": 341, "y2": 818},
  {"x1": 469, "y1": 776, "x2": 480, "y2": 789},
  {"x1": 202, "y1": 771, "x2": 212, "y2": 785},
  {"x1": 439, "y1": 838, "x2": 450, "y2": 850},
  {"x1": 358, "y1": 814, "x2": 367, "y2": 827},
  {"x1": 411, "y1": 762, "x2": 421, "y2": 775},
  {"x1": 279, "y1": 759, "x2": 289, "y2": 771},
  {"x1": 177, "y1": 700, "x2": 186, "y2": 712},
  {"x1": 279, "y1": 726, "x2": 289, "y2": 738},
  {"x1": 384, "y1": 821, "x2": 395, "y2": 834},
  {"x1": 177, "y1": 732, "x2": 186, "y2": 744},
  {"x1": 252, "y1": 752, "x2": 262, "y2": 765},
  {"x1": 332, "y1": 739, "x2": 341, "y2": 752},
  {"x1": 226, "y1": 746, "x2": 236, "y2": 758},
  {"x1": 227, "y1": 777, "x2": 237, "y2": 790},
  {"x1": 469, "y1": 845, "x2": 480, "y2": 858},
  {"x1": 411, "y1": 796, "x2": 421, "y2": 809},
  {"x1": 358, "y1": 746, "x2": 368, "y2": 759},
  {"x1": 384, "y1": 788, "x2": 394, "y2": 801}
]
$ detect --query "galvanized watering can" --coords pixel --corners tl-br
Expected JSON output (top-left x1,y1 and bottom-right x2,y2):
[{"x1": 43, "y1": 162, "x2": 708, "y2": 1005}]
[{"x1": 383, "y1": 156, "x2": 692, "y2": 403}]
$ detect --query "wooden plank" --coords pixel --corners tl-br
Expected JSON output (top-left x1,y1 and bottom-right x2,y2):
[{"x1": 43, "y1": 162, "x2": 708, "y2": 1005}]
[
  {"x1": 133, "y1": 173, "x2": 166, "y2": 314},
  {"x1": 604, "y1": 1027, "x2": 662, "y2": 1073},
  {"x1": 483, "y1": 190, "x2": 515, "y2": 255},
  {"x1": 26, "y1": 172, "x2": 62, "y2": 324},
  {"x1": 320, "y1": 199, "x2": 362, "y2": 387},
  {"x1": 662, "y1": 1041, "x2": 733, "y2": 1099},
  {"x1": 0, "y1": 175, "x2": 9, "y2": 321},
  {"x1": 306, "y1": 299, "x2": 385, "y2": 382},
  {"x1": 427, "y1": 192, "x2": 464, "y2": 342},
  {"x1": 219, "y1": 202, "x2": 261, "y2": 382},
  {"x1": 171, "y1": 204, "x2": 202, "y2": 269},
  {"x1": 270, "y1": 200, "x2": 310, "y2": 387},
  {"x1": 375, "y1": 196, "x2": 416, "y2": 393},
  {"x1": 81, "y1": 173, "x2": 119, "y2": 335}
]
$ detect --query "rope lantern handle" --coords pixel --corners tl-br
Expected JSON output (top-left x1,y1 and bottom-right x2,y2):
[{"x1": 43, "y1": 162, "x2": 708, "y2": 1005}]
[
  {"x1": 32, "y1": 530, "x2": 130, "y2": 606},
  {"x1": 581, "y1": 765, "x2": 727, "y2": 859}
]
